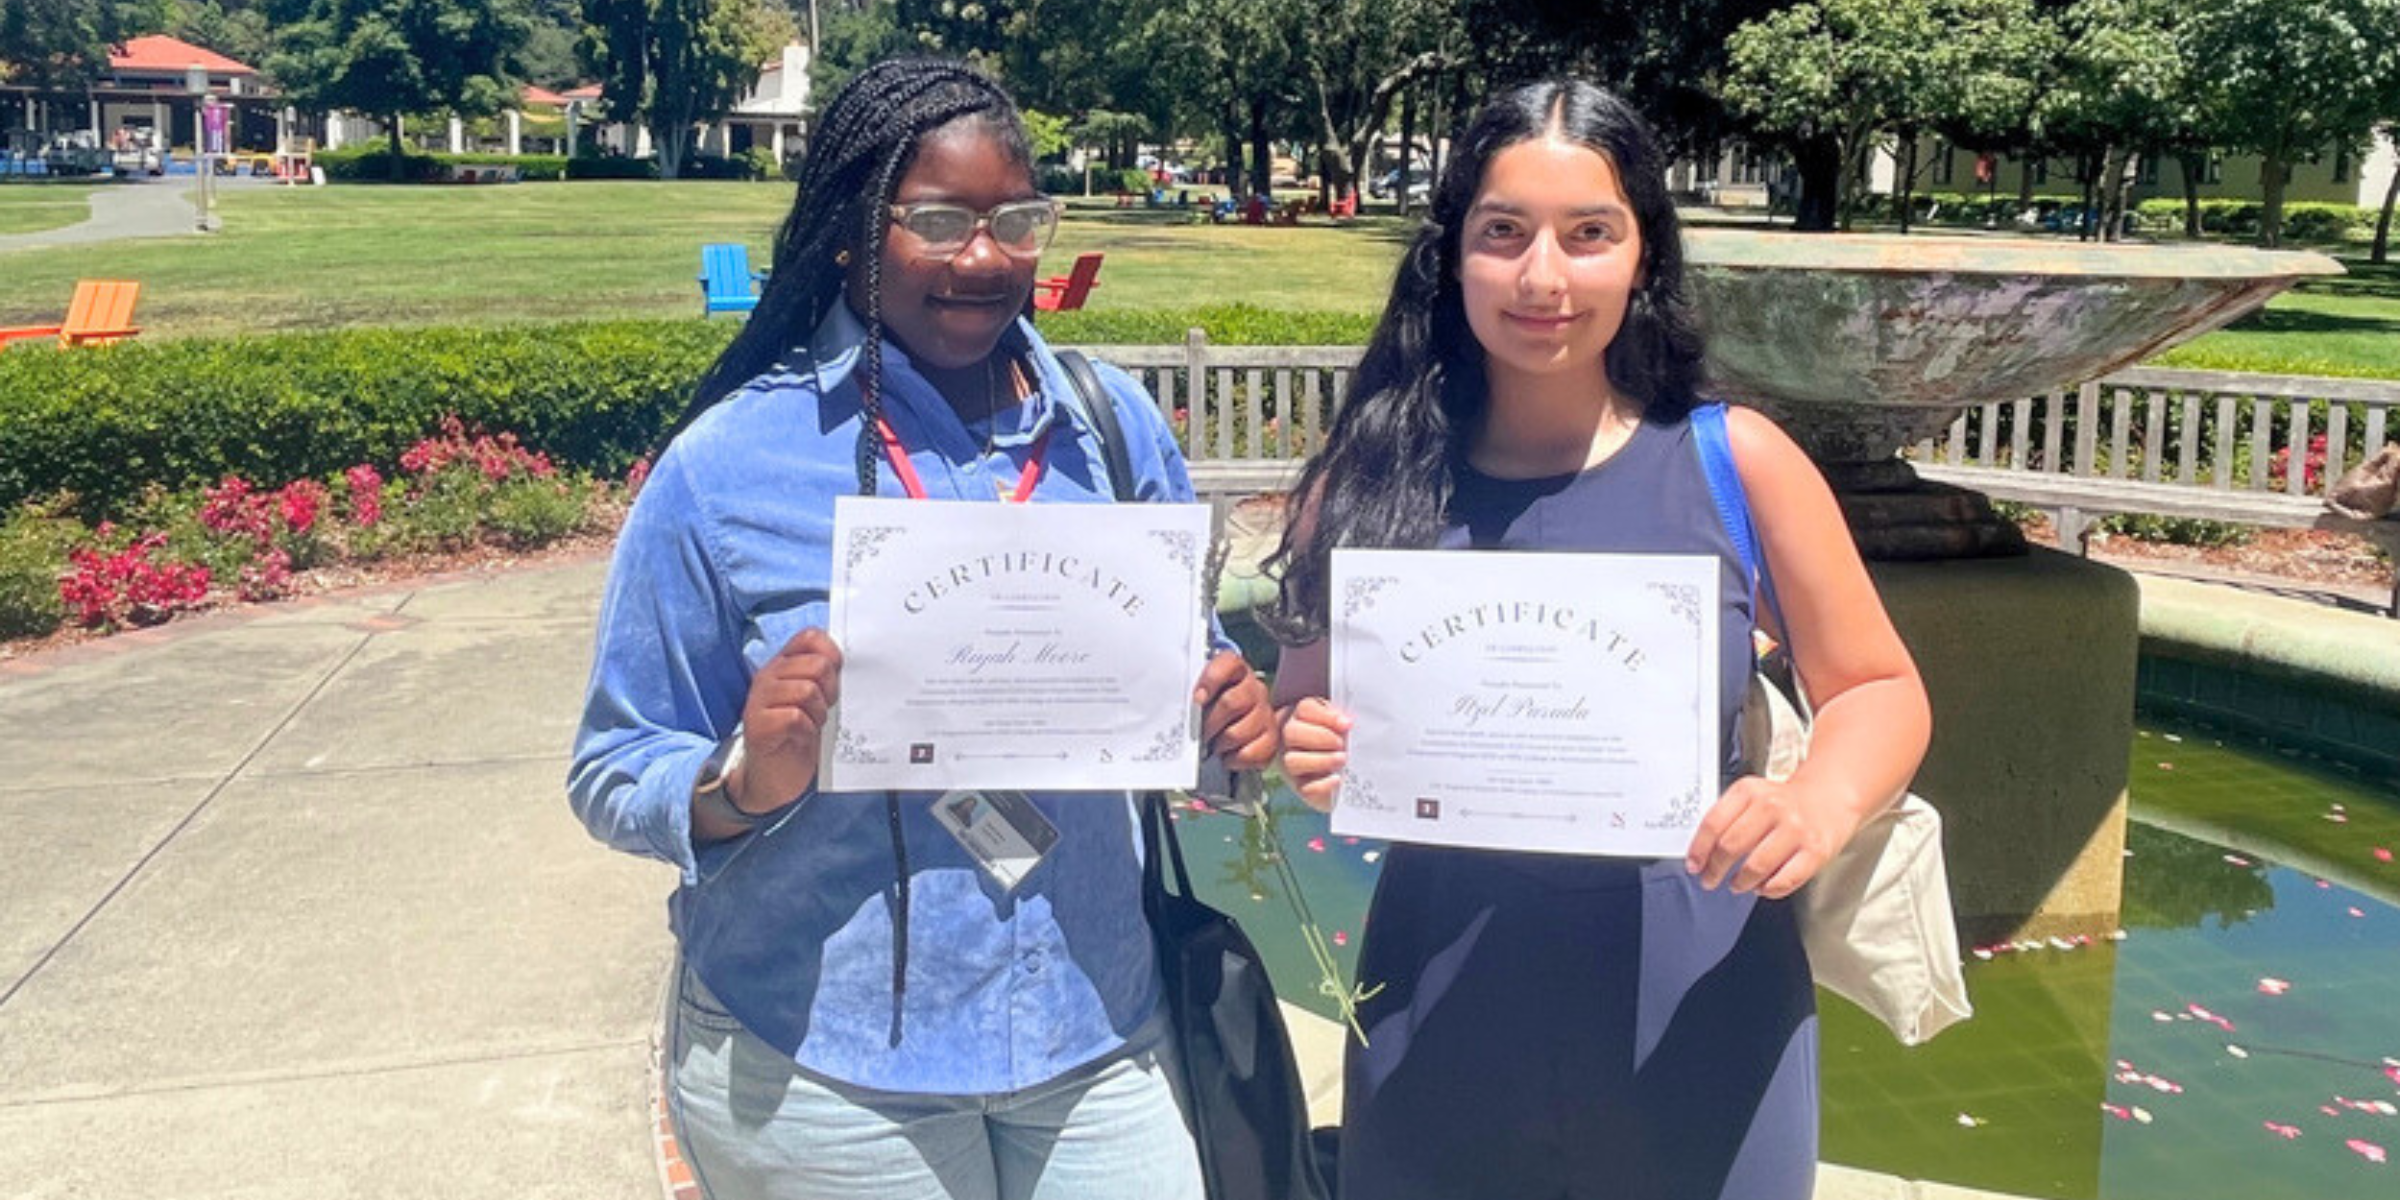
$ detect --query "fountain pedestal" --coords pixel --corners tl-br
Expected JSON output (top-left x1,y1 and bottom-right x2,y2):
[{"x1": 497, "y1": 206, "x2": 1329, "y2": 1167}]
[{"x1": 1687, "y1": 229, "x2": 2341, "y2": 944}]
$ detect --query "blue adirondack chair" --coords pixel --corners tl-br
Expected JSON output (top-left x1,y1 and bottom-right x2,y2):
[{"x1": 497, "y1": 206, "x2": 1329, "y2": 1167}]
[{"x1": 699, "y1": 243, "x2": 767, "y2": 316}]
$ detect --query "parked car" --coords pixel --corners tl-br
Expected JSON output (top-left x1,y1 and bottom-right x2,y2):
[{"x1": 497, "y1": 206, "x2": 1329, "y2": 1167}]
[{"x1": 1370, "y1": 166, "x2": 1430, "y2": 202}]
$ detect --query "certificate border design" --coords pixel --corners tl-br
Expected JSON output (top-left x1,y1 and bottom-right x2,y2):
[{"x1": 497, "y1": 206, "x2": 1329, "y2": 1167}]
[
  {"x1": 832, "y1": 726, "x2": 888, "y2": 766},
  {"x1": 845, "y1": 525, "x2": 906, "y2": 572},
  {"x1": 1647, "y1": 581, "x2": 1703, "y2": 629},
  {"x1": 1341, "y1": 574, "x2": 1400, "y2": 620},
  {"x1": 1645, "y1": 783, "x2": 1703, "y2": 830},
  {"x1": 1148, "y1": 528, "x2": 1199, "y2": 572}
]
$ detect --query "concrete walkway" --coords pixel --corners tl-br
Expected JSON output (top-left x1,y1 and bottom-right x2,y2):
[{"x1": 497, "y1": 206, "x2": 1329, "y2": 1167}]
[
  {"x1": 0, "y1": 179, "x2": 199, "y2": 253},
  {"x1": 23, "y1": 550, "x2": 2326, "y2": 1198}
]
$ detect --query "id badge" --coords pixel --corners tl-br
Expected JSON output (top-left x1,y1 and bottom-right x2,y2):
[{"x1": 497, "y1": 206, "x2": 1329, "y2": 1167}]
[{"x1": 933, "y1": 790, "x2": 1060, "y2": 891}]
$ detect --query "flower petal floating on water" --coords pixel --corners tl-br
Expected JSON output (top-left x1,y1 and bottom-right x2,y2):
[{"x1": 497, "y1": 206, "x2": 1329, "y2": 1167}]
[
  {"x1": 1332, "y1": 930, "x2": 1349, "y2": 947},
  {"x1": 1956, "y1": 1113, "x2": 1983, "y2": 1128},
  {"x1": 2159, "y1": 763, "x2": 2176, "y2": 771},
  {"x1": 1305, "y1": 837, "x2": 1326, "y2": 853},
  {"x1": 2326, "y1": 814, "x2": 2350, "y2": 824},
  {"x1": 2103, "y1": 1103, "x2": 2132, "y2": 1121},
  {"x1": 2263, "y1": 1121, "x2": 2302, "y2": 1140},
  {"x1": 2224, "y1": 853, "x2": 2253, "y2": 867},
  {"x1": 2384, "y1": 1064, "x2": 2400, "y2": 1087},
  {"x1": 1362, "y1": 850, "x2": 1382, "y2": 864},
  {"x1": 2346, "y1": 1139, "x2": 2387, "y2": 1165},
  {"x1": 2317, "y1": 878, "x2": 2334, "y2": 888},
  {"x1": 1342, "y1": 837, "x2": 1359, "y2": 845},
  {"x1": 2228, "y1": 1045, "x2": 2250, "y2": 1059},
  {"x1": 2258, "y1": 978, "x2": 2292, "y2": 996},
  {"x1": 2377, "y1": 848, "x2": 2394, "y2": 863},
  {"x1": 2151, "y1": 1010, "x2": 2175, "y2": 1022},
  {"x1": 2132, "y1": 1106, "x2": 2154, "y2": 1124},
  {"x1": 2350, "y1": 907, "x2": 2367, "y2": 919}
]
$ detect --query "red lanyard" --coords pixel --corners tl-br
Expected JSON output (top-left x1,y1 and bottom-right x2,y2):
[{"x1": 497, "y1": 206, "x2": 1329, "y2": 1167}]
[{"x1": 875, "y1": 415, "x2": 1053, "y2": 503}]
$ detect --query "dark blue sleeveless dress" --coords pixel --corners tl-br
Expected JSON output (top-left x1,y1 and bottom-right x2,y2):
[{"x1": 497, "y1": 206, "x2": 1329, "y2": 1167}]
[{"x1": 1337, "y1": 413, "x2": 1819, "y2": 1200}]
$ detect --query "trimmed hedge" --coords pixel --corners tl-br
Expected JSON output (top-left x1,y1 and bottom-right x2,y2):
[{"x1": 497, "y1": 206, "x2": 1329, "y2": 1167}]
[
  {"x1": 0, "y1": 322, "x2": 732, "y2": 519},
  {"x1": 317, "y1": 148, "x2": 571, "y2": 182},
  {"x1": 2131, "y1": 198, "x2": 2375, "y2": 242},
  {"x1": 0, "y1": 306, "x2": 1377, "y2": 518}
]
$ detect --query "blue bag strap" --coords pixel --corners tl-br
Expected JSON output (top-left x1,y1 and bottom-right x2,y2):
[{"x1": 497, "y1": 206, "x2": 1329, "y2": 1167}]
[{"x1": 1690, "y1": 402, "x2": 1785, "y2": 630}]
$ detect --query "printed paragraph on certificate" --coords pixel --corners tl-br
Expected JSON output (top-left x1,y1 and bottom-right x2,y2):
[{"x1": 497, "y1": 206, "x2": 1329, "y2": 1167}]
[
  {"x1": 821, "y1": 496, "x2": 1213, "y2": 791},
  {"x1": 1329, "y1": 549, "x2": 1719, "y2": 858}
]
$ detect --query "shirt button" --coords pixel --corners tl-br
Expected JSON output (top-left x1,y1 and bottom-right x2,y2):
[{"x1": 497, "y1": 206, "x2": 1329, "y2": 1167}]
[{"x1": 1022, "y1": 953, "x2": 1043, "y2": 975}]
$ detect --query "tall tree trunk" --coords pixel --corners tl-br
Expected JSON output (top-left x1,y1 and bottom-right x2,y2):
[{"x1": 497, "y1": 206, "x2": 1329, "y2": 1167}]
[
  {"x1": 385, "y1": 113, "x2": 405, "y2": 180},
  {"x1": 2095, "y1": 146, "x2": 2124, "y2": 242},
  {"x1": 2260, "y1": 152, "x2": 2288, "y2": 248},
  {"x1": 2018, "y1": 152, "x2": 2036, "y2": 208},
  {"x1": 2372, "y1": 152, "x2": 2400, "y2": 264},
  {"x1": 2178, "y1": 151, "x2": 2204, "y2": 238},
  {"x1": 1793, "y1": 135, "x2": 1841, "y2": 232},
  {"x1": 1428, "y1": 71, "x2": 1448, "y2": 191},
  {"x1": 1397, "y1": 84, "x2": 1417, "y2": 216},
  {"x1": 1896, "y1": 130, "x2": 1917, "y2": 234}
]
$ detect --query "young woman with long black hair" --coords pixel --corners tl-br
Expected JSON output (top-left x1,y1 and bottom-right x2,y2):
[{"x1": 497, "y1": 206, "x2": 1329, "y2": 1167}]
[
  {"x1": 1266, "y1": 79, "x2": 1931, "y2": 1200},
  {"x1": 569, "y1": 57, "x2": 1275, "y2": 1200}
]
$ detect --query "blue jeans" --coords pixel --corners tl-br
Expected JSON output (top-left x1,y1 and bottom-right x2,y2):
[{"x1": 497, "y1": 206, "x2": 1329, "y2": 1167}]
[{"x1": 668, "y1": 965, "x2": 1203, "y2": 1200}]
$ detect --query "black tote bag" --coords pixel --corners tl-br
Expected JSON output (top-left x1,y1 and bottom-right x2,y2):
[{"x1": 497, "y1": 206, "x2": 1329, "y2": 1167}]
[{"x1": 1142, "y1": 792, "x2": 1335, "y2": 1200}]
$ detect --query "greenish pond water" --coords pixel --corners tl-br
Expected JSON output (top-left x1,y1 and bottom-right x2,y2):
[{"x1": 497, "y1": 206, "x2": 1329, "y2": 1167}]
[{"x1": 1178, "y1": 718, "x2": 2400, "y2": 1198}]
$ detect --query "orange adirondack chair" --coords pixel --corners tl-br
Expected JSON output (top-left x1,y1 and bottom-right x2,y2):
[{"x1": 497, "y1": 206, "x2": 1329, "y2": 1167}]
[
  {"x1": 0, "y1": 280, "x2": 144, "y2": 349},
  {"x1": 1032, "y1": 253, "x2": 1103, "y2": 313}
]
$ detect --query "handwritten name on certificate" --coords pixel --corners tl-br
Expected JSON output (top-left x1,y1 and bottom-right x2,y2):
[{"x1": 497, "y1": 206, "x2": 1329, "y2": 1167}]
[
  {"x1": 1329, "y1": 549, "x2": 1719, "y2": 858},
  {"x1": 820, "y1": 495, "x2": 1212, "y2": 792}
]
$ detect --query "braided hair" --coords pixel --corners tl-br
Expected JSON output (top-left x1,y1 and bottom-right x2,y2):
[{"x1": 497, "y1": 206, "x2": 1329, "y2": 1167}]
[{"x1": 674, "y1": 56, "x2": 1033, "y2": 499}]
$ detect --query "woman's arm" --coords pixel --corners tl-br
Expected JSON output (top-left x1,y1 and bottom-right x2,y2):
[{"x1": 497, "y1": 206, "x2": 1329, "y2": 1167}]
[{"x1": 1684, "y1": 407, "x2": 1932, "y2": 896}]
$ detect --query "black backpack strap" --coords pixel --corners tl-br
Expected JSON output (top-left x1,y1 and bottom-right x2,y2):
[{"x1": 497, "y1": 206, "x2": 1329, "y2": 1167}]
[{"x1": 1057, "y1": 349, "x2": 1137, "y2": 503}]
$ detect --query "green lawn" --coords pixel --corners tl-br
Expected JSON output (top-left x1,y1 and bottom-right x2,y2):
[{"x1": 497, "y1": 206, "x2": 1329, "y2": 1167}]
[
  {"x1": 0, "y1": 185, "x2": 100, "y2": 236},
  {"x1": 2150, "y1": 259, "x2": 2400, "y2": 379},
  {"x1": 2, "y1": 180, "x2": 2395, "y2": 380},
  {"x1": 0, "y1": 183, "x2": 1407, "y2": 338}
]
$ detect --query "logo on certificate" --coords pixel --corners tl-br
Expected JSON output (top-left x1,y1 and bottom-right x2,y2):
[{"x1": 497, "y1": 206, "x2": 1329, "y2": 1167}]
[
  {"x1": 1415, "y1": 798, "x2": 1441, "y2": 820},
  {"x1": 910, "y1": 742, "x2": 936, "y2": 764}
]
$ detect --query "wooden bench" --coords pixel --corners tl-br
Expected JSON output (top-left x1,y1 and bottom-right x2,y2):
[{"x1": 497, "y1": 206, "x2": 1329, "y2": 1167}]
[{"x1": 1917, "y1": 463, "x2": 2400, "y2": 616}]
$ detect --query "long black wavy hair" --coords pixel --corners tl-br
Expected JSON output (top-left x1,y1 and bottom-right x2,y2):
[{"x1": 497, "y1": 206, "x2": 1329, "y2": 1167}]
[
  {"x1": 1260, "y1": 78, "x2": 1708, "y2": 644},
  {"x1": 670, "y1": 56, "x2": 1032, "y2": 498}
]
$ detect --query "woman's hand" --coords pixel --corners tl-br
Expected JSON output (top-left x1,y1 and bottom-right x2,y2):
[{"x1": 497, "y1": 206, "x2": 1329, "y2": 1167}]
[
  {"x1": 1277, "y1": 697, "x2": 1352, "y2": 812},
  {"x1": 1194, "y1": 651, "x2": 1278, "y2": 772},
  {"x1": 733, "y1": 627, "x2": 843, "y2": 813},
  {"x1": 1684, "y1": 776, "x2": 1870, "y2": 898}
]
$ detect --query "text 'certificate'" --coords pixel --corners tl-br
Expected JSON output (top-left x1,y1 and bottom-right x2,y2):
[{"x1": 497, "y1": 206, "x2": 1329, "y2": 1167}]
[
  {"x1": 821, "y1": 495, "x2": 1212, "y2": 792},
  {"x1": 1329, "y1": 549, "x2": 1719, "y2": 858}
]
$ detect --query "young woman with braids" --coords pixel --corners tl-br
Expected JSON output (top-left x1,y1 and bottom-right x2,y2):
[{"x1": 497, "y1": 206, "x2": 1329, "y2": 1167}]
[
  {"x1": 568, "y1": 58, "x2": 1272, "y2": 1200},
  {"x1": 1265, "y1": 80, "x2": 1930, "y2": 1199}
]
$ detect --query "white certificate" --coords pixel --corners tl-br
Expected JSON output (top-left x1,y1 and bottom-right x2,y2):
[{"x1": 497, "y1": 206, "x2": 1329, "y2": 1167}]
[
  {"x1": 1329, "y1": 548, "x2": 1719, "y2": 858},
  {"x1": 820, "y1": 495, "x2": 1213, "y2": 791}
]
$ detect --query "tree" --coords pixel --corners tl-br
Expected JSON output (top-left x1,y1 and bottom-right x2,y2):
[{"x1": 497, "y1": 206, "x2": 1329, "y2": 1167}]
[
  {"x1": 1723, "y1": 0, "x2": 1945, "y2": 231},
  {"x1": 2183, "y1": 0, "x2": 2391, "y2": 248},
  {"x1": 166, "y1": 0, "x2": 275, "y2": 69},
  {"x1": 583, "y1": 0, "x2": 788, "y2": 178},
  {"x1": 1143, "y1": 0, "x2": 1299, "y2": 199},
  {"x1": 2028, "y1": 0, "x2": 2185, "y2": 241},
  {"x1": 270, "y1": 0, "x2": 533, "y2": 173},
  {"x1": 1, "y1": 0, "x2": 161, "y2": 91},
  {"x1": 1294, "y1": 0, "x2": 1461, "y2": 201}
]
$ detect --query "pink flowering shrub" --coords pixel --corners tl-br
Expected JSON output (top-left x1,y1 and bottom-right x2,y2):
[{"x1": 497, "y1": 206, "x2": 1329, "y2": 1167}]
[
  {"x1": 399, "y1": 416, "x2": 557, "y2": 486},
  {"x1": 2268, "y1": 433, "x2": 2330, "y2": 494},
  {"x1": 343, "y1": 465, "x2": 385, "y2": 528},
  {"x1": 58, "y1": 527, "x2": 212, "y2": 628}
]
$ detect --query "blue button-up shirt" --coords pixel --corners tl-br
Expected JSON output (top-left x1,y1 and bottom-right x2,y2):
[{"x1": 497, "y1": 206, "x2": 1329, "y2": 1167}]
[{"x1": 569, "y1": 305, "x2": 1223, "y2": 1094}]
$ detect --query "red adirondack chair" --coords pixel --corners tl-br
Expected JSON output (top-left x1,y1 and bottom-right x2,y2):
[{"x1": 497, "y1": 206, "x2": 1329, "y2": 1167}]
[{"x1": 1033, "y1": 253, "x2": 1104, "y2": 313}]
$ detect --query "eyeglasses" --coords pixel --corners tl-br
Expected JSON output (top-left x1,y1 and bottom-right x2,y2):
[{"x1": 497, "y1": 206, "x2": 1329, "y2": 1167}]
[{"x1": 887, "y1": 198, "x2": 1062, "y2": 260}]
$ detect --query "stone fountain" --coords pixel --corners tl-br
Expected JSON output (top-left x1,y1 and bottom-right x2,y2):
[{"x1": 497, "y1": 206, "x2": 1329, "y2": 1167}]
[{"x1": 1683, "y1": 229, "x2": 2343, "y2": 944}]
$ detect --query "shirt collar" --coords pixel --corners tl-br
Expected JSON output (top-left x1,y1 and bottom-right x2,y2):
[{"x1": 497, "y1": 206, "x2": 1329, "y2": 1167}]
[{"x1": 799, "y1": 303, "x2": 1089, "y2": 451}]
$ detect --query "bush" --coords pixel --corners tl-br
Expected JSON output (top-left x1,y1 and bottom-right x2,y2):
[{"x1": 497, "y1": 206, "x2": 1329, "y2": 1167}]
[
  {"x1": 2130, "y1": 198, "x2": 2373, "y2": 242},
  {"x1": 0, "y1": 322, "x2": 732, "y2": 520},
  {"x1": 2097, "y1": 513, "x2": 2254, "y2": 548},
  {"x1": 486, "y1": 476, "x2": 594, "y2": 546},
  {"x1": 1041, "y1": 304, "x2": 1377, "y2": 346},
  {"x1": 567, "y1": 154, "x2": 660, "y2": 180},
  {"x1": 680, "y1": 153, "x2": 771, "y2": 181},
  {"x1": 0, "y1": 502, "x2": 78, "y2": 639},
  {"x1": 316, "y1": 148, "x2": 569, "y2": 183},
  {"x1": 1038, "y1": 164, "x2": 1082, "y2": 195}
]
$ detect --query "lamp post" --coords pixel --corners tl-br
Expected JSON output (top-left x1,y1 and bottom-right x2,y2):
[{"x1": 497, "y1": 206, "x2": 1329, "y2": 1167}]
[{"x1": 185, "y1": 65, "x2": 219, "y2": 232}]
